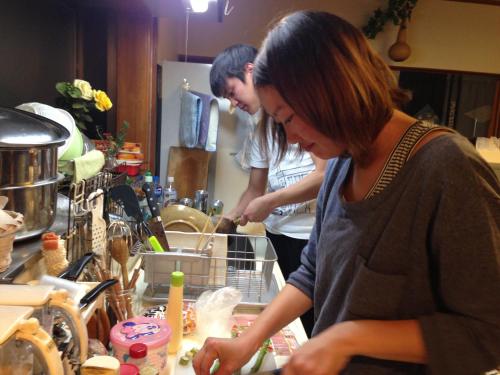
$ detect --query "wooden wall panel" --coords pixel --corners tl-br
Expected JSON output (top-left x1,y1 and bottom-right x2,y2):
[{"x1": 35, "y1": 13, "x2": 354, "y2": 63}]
[{"x1": 114, "y1": 12, "x2": 157, "y2": 172}]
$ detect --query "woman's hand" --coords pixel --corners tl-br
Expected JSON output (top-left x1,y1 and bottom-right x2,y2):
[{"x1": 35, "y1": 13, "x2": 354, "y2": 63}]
[
  {"x1": 240, "y1": 195, "x2": 274, "y2": 225},
  {"x1": 193, "y1": 336, "x2": 258, "y2": 375},
  {"x1": 281, "y1": 324, "x2": 351, "y2": 375}
]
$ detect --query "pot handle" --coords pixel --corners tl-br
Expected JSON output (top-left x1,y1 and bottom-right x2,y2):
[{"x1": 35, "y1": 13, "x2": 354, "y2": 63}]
[
  {"x1": 58, "y1": 252, "x2": 94, "y2": 281},
  {"x1": 79, "y1": 279, "x2": 118, "y2": 309}
]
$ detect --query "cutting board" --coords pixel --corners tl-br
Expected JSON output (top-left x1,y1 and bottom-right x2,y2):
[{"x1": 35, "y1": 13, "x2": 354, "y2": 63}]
[
  {"x1": 172, "y1": 337, "x2": 277, "y2": 375},
  {"x1": 167, "y1": 147, "x2": 212, "y2": 200}
]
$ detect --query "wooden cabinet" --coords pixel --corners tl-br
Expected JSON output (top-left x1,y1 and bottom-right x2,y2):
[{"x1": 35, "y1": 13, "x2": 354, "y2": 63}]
[
  {"x1": 109, "y1": 12, "x2": 158, "y2": 172},
  {"x1": 78, "y1": 1, "x2": 158, "y2": 171}
]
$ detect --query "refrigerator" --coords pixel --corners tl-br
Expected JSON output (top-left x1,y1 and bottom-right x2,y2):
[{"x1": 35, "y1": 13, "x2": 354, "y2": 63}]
[{"x1": 158, "y1": 60, "x2": 252, "y2": 209}]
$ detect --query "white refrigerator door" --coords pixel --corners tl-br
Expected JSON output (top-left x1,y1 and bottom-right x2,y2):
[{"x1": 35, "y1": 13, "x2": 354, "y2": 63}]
[{"x1": 160, "y1": 60, "x2": 250, "y2": 209}]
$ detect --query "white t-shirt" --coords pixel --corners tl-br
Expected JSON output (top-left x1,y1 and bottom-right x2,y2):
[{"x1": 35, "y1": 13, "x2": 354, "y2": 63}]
[{"x1": 248, "y1": 113, "x2": 316, "y2": 240}]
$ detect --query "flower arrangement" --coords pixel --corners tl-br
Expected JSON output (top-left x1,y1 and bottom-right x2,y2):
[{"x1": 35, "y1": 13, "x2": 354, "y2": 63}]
[
  {"x1": 103, "y1": 121, "x2": 130, "y2": 158},
  {"x1": 55, "y1": 79, "x2": 113, "y2": 133}
]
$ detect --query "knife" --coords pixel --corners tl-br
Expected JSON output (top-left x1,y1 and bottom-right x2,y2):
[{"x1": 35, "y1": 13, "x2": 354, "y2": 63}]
[
  {"x1": 142, "y1": 182, "x2": 170, "y2": 251},
  {"x1": 109, "y1": 184, "x2": 165, "y2": 253}
]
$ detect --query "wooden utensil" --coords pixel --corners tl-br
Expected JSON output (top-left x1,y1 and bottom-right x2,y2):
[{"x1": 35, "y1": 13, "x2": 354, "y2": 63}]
[
  {"x1": 195, "y1": 213, "x2": 213, "y2": 251},
  {"x1": 200, "y1": 213, "x2": 225, "y2": 252},
  {"x1": 110, "y1": 238, "x2": 130, "y2": 289}
]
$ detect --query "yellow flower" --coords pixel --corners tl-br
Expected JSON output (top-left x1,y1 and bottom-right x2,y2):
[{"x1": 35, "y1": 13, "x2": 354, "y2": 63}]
[
  {"x1": 93, "y1": 90, "x2": 113, "y2": 111},
  {"x1": 73, "y1": 79, "x2": 93, "y2": 100}
]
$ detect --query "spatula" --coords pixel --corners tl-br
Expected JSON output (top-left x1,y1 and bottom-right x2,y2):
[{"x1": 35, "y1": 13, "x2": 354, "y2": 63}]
[{"x1": 109, "y1": 184, "x2": 165, "y2": 253}]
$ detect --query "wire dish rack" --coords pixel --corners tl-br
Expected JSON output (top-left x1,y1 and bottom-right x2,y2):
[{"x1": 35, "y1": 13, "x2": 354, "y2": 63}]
[{"x1": 142, "y1": 233, "x2": 278, "y2": 307}]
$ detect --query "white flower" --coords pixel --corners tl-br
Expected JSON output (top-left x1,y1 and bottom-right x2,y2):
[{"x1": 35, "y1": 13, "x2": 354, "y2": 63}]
[{"x1": 73, "y1": 79, "x2": 93, "y2": 100}]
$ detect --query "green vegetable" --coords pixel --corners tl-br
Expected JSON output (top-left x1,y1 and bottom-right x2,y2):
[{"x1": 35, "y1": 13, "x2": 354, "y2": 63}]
[
  {"x1": 179, "y1": 356, "x2": 190, "y2": 366},
  {"x1": 210, "y1": 359, "x2": 220, "y2": 375},
  {"x1": 250, "y1": 339, "x2": 271, "y2": 373}
]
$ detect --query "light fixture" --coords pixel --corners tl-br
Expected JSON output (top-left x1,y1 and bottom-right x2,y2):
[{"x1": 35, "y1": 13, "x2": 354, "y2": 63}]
[{"x1": 189, "y1": 0, "x2": 210, "y2": 13}]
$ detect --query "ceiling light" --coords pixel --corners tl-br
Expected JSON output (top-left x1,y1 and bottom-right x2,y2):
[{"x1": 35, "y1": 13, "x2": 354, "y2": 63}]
[{"x1": 189, "y1": 0, "x2": 209, "y2": 13}]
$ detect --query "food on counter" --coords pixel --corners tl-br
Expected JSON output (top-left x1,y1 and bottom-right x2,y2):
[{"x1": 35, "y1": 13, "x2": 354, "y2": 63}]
[
  {"x1": 250, "y1": 339, "x2": 272, "y2": 374},
  {"x1": 121, "y1": 142, "x2": 142, "y2": 153},
  {"x1": 142, "y1": 302, "x2": 196, "y2": 335},
  {"x1": 41, "y1": 231, "x2": 69, "y2": 276},
  {"x1": 81, "y1": 355, "x2": 120, "y2": 375},
  {"x1": 117, "y1": 152, "x2": 144, "y2": 161},
  {"x1": 178, "y1": 348, "x2": 199, "y2": 367}
]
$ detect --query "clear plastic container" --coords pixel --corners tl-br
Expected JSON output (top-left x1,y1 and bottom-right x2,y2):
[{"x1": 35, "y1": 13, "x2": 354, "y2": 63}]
[{"x1": 163, "y1": 176, "x2": 178, "y2": 207}]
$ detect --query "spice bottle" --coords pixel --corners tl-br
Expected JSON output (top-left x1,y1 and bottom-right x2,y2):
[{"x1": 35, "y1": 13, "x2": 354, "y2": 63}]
[
  {"x1": 128, "y1": 343, "x2": 147, "y2": 369},
  {"x1": 166, "y1": 271, "x2": 184, "y2": 354},
  {"x1": 120, "y1": 363, "x2": 140, "y2": 375}
]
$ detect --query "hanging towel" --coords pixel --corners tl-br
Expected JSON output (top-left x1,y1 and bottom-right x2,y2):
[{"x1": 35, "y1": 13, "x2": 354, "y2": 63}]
[
  {"x1": 205, "y1": 98, "x2": 220, "y2": 152},
  {"x1": 73, "y1": 150, "x2": 105, "y2": 182},
  {"x1": 179, "y1": 91, "x2": 201, "y2": 148},
  {"x1": 191, "y1": 90, "x2": 218, "y2": 149}
]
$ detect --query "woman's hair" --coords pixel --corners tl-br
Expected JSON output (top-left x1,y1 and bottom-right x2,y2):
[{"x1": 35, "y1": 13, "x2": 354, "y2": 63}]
[{"x1": 253, "y1": 11, "x2": 410, "y2": 163}]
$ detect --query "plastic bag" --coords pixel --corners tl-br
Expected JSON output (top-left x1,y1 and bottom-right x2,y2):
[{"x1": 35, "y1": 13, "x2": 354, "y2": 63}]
[{"x1": 195, "y1": 287, "x2": 242, "y2": 341}]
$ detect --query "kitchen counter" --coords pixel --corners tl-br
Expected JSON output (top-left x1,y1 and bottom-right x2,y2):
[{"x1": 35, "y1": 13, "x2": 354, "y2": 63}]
[{"x1": 134, "y1": 257, "x2": 307, "y2": 375}]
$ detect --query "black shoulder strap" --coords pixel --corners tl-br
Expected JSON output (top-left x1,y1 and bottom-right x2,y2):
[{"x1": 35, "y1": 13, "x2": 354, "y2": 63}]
[{"x1": 365, "y1": 121, "x2": 450, "y2": 199}]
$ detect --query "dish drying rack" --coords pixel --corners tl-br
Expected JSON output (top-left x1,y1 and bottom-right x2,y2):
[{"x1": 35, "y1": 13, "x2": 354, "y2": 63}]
[
  {"x1": 60, "y1": 170, "x2": 127, "y2": 263},
  {"x1": 142, "y1": 233, "x2": 278, "y2": 307}
]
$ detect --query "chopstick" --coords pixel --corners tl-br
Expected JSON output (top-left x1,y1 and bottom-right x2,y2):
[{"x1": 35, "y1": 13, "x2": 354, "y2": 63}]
[
  {"x1": 200, "y1": 212, "x2": 225, "y2": 252},
  {"x1": 128, "y1": 256, "x2": 144, "y2": 290},
  {"x1": 195, "y1": 213, "x2": 213, "y2": 251}
]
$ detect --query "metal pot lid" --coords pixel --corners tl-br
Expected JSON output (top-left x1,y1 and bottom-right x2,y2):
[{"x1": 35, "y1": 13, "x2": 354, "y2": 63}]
[{"x1": 0, "y1": 107, "x2": 70, "y2": 148}]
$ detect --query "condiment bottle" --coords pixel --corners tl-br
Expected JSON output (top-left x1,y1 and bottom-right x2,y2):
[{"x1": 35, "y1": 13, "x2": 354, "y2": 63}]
[
  {"x1": 128, "y1": 343, "x2": 147, "y2": 369},
  {"x1": 120, "y1": 363, "x2": 140, "y2": 375},
  {"x1": 166, "y1": 271, "x2": 184, "y2": 354}
]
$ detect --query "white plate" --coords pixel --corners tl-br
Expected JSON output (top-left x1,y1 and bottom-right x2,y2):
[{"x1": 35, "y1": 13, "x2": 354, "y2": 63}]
[
  {"x1": 116, "y1": 159, "x2": 143, "y2": 165},
  {"x1": 118, "y1": 149, "x2": 142, "y2": 154}
]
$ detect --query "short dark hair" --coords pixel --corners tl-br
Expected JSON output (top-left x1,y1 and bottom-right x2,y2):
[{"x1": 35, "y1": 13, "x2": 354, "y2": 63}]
[
  {"x1": 254, "y1": 11, "x2": 410, "y2": 164},
  {"x1": 210, "y1": 44, "x2": 258, "y2": 97}
]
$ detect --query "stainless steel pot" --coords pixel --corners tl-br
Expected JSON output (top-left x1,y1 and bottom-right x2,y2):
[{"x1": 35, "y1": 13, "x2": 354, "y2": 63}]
[
  {"x1": 0, "y1": 107, "x2": 69, "y2": 240},
  {"x1": 0, "y1": 175, "x2": 63, "y2": 240}
]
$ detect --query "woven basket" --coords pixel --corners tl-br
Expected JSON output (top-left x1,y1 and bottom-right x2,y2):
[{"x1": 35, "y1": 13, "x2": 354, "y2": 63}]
[{"x1": 0, "y1": 211, "x2": 24, "y2": 273}]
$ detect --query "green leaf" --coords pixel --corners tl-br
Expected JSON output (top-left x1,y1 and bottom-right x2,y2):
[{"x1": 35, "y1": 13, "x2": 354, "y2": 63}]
[
  {"x1": 82, "y1": 114, "x2": 93, "y2": 122},
  {"x1": 68, "y1": 86, "x2": 82, "y2": 99},
  {"x1": 75, "y1": 120, "x2": 87, "y2": 131},
  {"x1": 55, "y1": 82, "x2": 70, "y2": 97},
  {"x1": 72, "y1": 102, "x2": 85, "y2": 109}
]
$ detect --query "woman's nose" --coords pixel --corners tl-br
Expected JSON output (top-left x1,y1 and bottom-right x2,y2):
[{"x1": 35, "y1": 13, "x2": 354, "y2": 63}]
[{"x1": 283, "y1": 126, "x2": 300, "y2": 144}]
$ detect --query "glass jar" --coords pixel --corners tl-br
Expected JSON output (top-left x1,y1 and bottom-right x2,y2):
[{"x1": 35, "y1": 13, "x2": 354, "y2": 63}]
[{"x1": 106, "y1": 287, "x2": 140, "y2": 322}]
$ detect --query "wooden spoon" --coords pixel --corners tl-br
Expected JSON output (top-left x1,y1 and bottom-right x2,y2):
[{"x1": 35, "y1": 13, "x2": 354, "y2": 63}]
[
  {"x1": 110, "y1": 237, "x2": 130, "y2": 289},
  {"x1": 110, "y1": 237, "x2": 134, "y2": 318}
]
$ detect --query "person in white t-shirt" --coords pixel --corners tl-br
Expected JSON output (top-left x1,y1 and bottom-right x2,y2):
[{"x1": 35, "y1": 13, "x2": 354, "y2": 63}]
[{"x1": 210, "y1": 44, "x2": 326, "y2": 336}]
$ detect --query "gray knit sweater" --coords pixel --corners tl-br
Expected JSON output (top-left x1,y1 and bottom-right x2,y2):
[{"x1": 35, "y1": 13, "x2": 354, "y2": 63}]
[{"x1": 288, "y1": 133, "x2": 500, "y2": 374}]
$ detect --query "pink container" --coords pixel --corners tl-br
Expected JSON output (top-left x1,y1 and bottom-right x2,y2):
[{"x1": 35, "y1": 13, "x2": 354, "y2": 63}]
[{"x1": 110, "y1": 317, "x2": 171, "y2": 375}]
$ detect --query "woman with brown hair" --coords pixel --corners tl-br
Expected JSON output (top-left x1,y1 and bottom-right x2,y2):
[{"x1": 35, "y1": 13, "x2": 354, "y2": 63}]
[{"x1": 193, "y1": 10, "x2": 500, "y2": 375}]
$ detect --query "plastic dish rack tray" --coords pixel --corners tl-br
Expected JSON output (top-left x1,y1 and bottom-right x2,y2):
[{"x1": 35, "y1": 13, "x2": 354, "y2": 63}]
[{"x1": 142, "y1": 233, "x2": 278, "y2": 306}]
